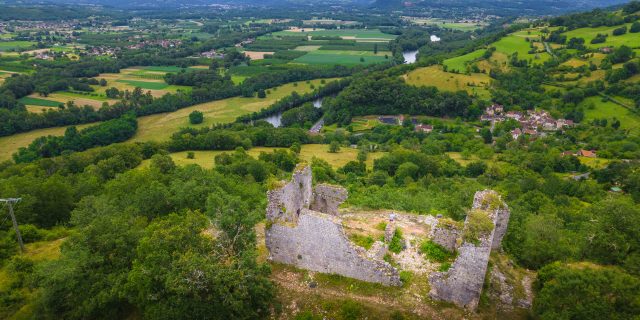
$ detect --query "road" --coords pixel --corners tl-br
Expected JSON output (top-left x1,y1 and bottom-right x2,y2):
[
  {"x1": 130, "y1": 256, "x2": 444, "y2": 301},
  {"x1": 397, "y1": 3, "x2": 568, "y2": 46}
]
[{"x1": 309, "y1": 118, "x2": 324, "y2": 134}]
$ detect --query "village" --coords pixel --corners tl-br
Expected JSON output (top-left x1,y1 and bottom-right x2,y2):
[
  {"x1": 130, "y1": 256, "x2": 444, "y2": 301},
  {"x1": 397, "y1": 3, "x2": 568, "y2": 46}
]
[{"x1": 480, "y1": 104, "x2": 574, "y2": 138}]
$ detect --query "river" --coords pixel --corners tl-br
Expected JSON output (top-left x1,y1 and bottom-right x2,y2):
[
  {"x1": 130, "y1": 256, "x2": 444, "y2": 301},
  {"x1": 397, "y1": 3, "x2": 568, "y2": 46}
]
[{"x1": 262, "y1": 97, "x2": 323, "y2": 128}]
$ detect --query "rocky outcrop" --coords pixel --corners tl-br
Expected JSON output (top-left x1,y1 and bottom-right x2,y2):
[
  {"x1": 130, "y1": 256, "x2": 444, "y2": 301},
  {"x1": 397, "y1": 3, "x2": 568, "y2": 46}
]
[
  {"x1": 265, "y1": 164, "x2": 401, "y2": 286},
  {"x1": 428, "y1": 190, "x2": 511, "y2": 311}
]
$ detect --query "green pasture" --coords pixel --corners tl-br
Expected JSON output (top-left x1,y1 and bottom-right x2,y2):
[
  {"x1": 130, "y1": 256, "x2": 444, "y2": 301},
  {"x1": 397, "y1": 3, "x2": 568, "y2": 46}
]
[
  {"x1": 294, "y1": 50, "x2": 389, "y2": 65},
  {"x1": 562, "y1": 23, "x2": 640, "y2": 49},
  {"x1": 581, "y1": 96, "x2": 640, "y2": 134},
  {"x1": 492, "y1": 34, "x2": 551, "y2": 63},
  {"x1": 443, "y1": 49, "x2": 485, "y2": 72},
  {"x1": 116, "y1": 79, "x2": 169, "y2": 90},
  {"x1": 231, "y1": 75, "x2": 246, "y2": 84},
  {"x1": 18, "y1": 97, "x2": 63, "y2": 107}
]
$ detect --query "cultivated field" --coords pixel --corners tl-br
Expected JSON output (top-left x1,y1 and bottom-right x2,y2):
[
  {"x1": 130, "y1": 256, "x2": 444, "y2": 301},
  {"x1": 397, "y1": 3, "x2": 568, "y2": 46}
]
[
  {"x1": 243, "y1": 51, "x2": 275, "y2": 60},
  {"x1": 95, "y1": 67, "x2": 192, "y2": 97},
  {"x1": 401, "y1": 17, "x2": 486, "y2": 31},
  {"x1": 18, "y1": 97, "x2": 64, "y2": 107},
  {"x1": 273, "y1": 29, "x2": 396, "y2": 41}
]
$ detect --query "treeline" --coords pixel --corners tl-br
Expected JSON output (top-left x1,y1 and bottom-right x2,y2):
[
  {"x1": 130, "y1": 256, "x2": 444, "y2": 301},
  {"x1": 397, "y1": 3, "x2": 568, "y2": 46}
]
[
  {"x1": 12, "y1": 113, "x2": 138, "y2": 163},
  {"x1": 280, "y1": 102, "x2": 323, "y2": 127},
  {"x1": 236, "y1": 78, "x2": 351, "y2": 123},
  {"x1": 322, "y1": 74, "x2": 477, "y2": 125},
  {"x1": 167, "y1": 123, "x2": 318, "y2": 152},
  {"x1": 549, "y1": 1, "x2": 640, "y2": 30}
]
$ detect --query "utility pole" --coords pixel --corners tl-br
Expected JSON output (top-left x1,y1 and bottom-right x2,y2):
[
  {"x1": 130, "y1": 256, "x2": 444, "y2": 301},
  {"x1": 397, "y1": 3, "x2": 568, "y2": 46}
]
[{"x1": 0, "y1": 198, "x2": 24, "y2": 253}]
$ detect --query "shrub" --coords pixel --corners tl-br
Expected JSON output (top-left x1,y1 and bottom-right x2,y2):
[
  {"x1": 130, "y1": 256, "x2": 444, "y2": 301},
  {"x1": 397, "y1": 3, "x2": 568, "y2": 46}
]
[
  {"x1": 186, "y1": 152, "x2": 195, "y2": 159},
  {"x1": 462, "y1": 209, "x2": 494, "y2": 245},
  {"x1": 189, "y1": 110, "x2": 204, "y2": 124},
  {"x1": 399, "y1": 270, "x2": 412, "y2": 284},
  {"x1": 295, "y1": 311, "x2": 322, "y2": 320},
  {"x1": 328, "y1": 141, "x2": 341, "y2": 153},
  {"x1": 612, "y1": 26, "x2": 627, "y2": 36},
  {"x1": 388, "y1": 229, "x2": 404, "y2": 253}
]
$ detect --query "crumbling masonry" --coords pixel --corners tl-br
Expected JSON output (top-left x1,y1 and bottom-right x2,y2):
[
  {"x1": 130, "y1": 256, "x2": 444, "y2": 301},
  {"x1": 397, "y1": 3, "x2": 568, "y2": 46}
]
[
  {"x1": 264, "y1": 166, "x2": 511, "y2": 309},
  {"x1": 429, "y1": 190, "x2": 511, "y2": 310},
  {"x1": 265, "y1": 165, "x2": 402, "y2": 286}
]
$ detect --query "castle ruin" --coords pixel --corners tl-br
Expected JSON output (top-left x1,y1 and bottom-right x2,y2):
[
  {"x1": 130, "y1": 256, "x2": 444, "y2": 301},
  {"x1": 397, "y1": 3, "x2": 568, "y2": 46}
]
[
  {"x1": 264, "y1": 166, "x2": 511, "y2": 310},
  {"x1": 265, "y1": 165, "x2": 401, "y2": 286}
]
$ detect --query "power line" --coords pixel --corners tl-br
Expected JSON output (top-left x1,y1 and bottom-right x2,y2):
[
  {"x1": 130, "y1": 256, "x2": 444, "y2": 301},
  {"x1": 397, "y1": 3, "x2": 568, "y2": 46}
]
[{"x1": 0, "y1": 198, "x2": 24, "y2": 253}]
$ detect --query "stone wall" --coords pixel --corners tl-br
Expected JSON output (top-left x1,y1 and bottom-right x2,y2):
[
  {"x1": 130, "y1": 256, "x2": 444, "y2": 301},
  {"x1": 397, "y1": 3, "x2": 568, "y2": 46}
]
[
  {"x1": 267, "y1": 210, "x2": 400, "y2": 285},
  {"x1": 266, "y1": 165, "x2": 313, "y2": 223},
  {"x1": 310, "y1": 184, "x2": 348, "y2": 216},
  {"x1": 265, "y1": 165, "x2": 401, "y2": 286},
  {"x1": 428, "y1": 190, "x2": 511, "y2": 310},
  {"x1": 430, "y1": 220, "x2": 461, "y2": 252}
]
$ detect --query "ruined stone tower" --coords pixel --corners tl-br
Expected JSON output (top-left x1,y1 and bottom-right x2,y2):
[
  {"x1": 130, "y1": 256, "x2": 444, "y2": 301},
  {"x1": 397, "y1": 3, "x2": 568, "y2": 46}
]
[
  {"x1": 428, "y1": 190, "x2": 511, "y2": 310},
  {"x1": 265, "y1": 164, "x2": 401, "y2": 286}
]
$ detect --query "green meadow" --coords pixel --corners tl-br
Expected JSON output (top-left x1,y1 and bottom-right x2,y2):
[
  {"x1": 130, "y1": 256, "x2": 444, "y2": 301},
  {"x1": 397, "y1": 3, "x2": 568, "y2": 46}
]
[
  {"x1": 443, "y1": 49, "x2": 485, "y2": 72},
  {"x1": 581, "y1": 96, "x2": 640, "y2": 134},
  {"x1": 562, "y1": 23, "x2": 640, "y2": 48},
  {"x1": 492, "y1": 34, "x2": 551, "y2": 63}
]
